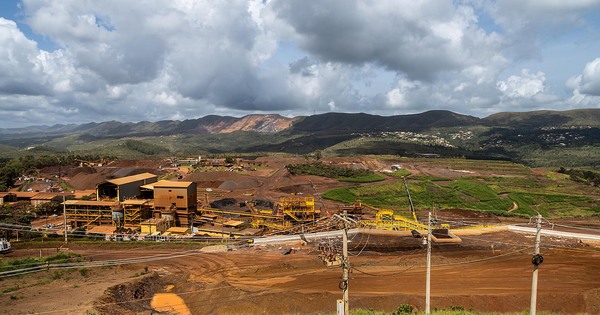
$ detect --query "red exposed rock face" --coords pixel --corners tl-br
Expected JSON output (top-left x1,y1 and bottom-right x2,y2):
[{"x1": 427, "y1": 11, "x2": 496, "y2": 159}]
[{"x1": 203, "y1": 114, "x2": 300, "y2": 134}]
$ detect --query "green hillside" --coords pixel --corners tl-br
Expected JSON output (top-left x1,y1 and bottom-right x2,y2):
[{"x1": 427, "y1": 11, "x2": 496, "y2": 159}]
[{"x1": 323, "y1": 160, "x2": 600, "y2": 218}]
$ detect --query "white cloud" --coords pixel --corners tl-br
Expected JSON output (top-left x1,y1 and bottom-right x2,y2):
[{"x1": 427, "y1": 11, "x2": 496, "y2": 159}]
[
  {"x1": 566, "y1": 58, "x2": 600, "y2": 107},
  {"x1": 0, "y1": 0, "x2": 598, "y2": 128},
  {"x1": 575, "y1": 58, "x2": 600, "y2": 96},
  {"x1": 0, "y1": 18, "x2": 48, "y2": 95},
  {"x1": 497, "y1": 69, "x2": 546, "y2": 98}
]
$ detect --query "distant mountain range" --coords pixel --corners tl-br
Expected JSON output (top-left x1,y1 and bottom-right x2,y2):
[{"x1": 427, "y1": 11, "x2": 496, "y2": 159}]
[
  {"x1": 0, "y1": 114, "x2": 299, "y2": 138},
  {"x1": 1, "y1": 109, "x2": 598, "y2": 138},
  {"x1": 0, "y1": 109, "x2": 598, "y2": 168}
]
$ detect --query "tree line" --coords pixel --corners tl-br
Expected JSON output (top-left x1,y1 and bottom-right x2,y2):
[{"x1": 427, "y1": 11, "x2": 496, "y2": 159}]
[
  {"x1": 558, "y1": 167, "x2": 600, "y2": 186},
  {"x1": 286, "y1": 162, "x2": 375, "y2": 179},
  {"x1": 0, "y1": 154, "x2": 115, "y2": 191}
]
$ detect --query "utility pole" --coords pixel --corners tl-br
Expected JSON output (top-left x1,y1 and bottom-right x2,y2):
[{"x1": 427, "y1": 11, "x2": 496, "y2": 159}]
[
  {"x1": 530, "y1": 214, "x2": 543, "y2": 314},
  {"x1": 59, "y1": 159, "x2": 68, "y2": 244},
  {"x1": 425, "y1": 212, "x2": 432, "y2": 314},
  {"x1": 342, "y1": 210, "x2": 349, "y2": 315},
  {"x1": 332, "y1": 211, "x2": 357, "y2": 315},
  {"x1": 63, "y1": 195, "x2": 67, "y2": 243}
]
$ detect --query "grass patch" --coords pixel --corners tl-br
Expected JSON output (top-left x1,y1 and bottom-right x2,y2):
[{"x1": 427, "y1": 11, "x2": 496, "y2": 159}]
[
  {"x1": 509, "y1": 192, "x2": 598, "y2": 217},
  {"x1": 0, "y1": 252, "x2": 83, "y2": 272},
  {"x1": 51, "y1": 270, "x2": 64, "y2": 280},
  {"x1": 339, "y1": 173, "x2": 386, "y2": 183},
  {"x1": 322, "y1": 175, "x2": 598, "y2": 218},
  {"x1": 2, "y1": 285, "x2": 20, "y2": 294},
  {"x1": 411, "y1": 174, "x2": 452, "y2": 181},
  {"x1": 388, "y1": 169, "x2": 412, "y2": 178},
  {"x1": 448, "y1": 179, "x2": 500, "y2": 201},
  {"x1": 322, "y1": 188, "x2": 360, "y2": 203}
]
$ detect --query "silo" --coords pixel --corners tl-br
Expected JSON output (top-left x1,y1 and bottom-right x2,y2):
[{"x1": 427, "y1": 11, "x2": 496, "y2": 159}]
[{"x1": 111, "y1": 206, "x2": 124, "y2": 227}]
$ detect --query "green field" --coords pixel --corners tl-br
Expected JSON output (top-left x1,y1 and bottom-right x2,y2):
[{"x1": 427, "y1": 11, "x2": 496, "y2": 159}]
[{"x1": 322, "y1": 162, "x2": 600, "y2": 218}]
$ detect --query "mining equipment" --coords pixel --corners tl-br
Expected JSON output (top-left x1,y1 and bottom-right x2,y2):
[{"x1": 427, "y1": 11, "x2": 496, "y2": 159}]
[
  {"x1": 361, "y1": 209, "x2": 427, "y2": 231},
  {"x1": 403, "y1": 176, "x2": 418, "y2": 222},
  {"x1": 340, "y1": 199, "x2": 427, "y2": 231},
  {"x1": 278, "y1": 196, "x2": 317, "y2": 223},
  {"x1": 197, "y1": 196, "x2": 320, "y2": 234},
  {"x1": 359, "y1": 177, "x2": 427, "y2": 231}
]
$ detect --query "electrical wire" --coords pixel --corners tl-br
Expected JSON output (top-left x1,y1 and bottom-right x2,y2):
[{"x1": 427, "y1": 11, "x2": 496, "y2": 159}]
[{"x1": 349, "y1": 231, "x2": 370, "y2": 256}]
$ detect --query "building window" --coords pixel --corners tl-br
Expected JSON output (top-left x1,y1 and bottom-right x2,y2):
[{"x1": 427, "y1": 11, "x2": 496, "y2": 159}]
[{"x1": 177, "y1": 196, "x2": 184, "y2": 199}]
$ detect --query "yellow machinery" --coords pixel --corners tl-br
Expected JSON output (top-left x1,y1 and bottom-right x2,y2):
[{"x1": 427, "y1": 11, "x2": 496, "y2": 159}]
[
  {"x1": 278, "y1": 196, "x2": 316, "y2": 223},
  {"x1": 197, "y1": 196, "x2": 318, "y2": 232},
  {"x1": 361, "y1": 209, "x2": 427, "y2": 231},
  {"x1": 359, "y1": 177, "x2": 427, "y2": 231}
]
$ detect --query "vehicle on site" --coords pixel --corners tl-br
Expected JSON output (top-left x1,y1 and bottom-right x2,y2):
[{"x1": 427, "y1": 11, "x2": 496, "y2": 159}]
[{"x1": 0, "y1": 238, "x2": 11, "y2": 254}]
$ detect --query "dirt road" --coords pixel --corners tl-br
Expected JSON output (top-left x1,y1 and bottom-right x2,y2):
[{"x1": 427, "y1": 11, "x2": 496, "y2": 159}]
[{"x1": 2, "y1": 232, "x2": 599, "y2": 315}]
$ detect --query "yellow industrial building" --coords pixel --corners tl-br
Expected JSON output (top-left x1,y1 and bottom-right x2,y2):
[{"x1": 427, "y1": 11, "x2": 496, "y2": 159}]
[{"x1": 64, "y1": 173, "x2": 196, "y2": 233}]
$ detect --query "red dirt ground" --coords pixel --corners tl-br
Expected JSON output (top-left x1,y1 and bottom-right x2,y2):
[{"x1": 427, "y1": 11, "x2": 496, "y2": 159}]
[
  {"x1": 4, "y1": 156, "x2": 598, "y2": 314},
  {"x1": 2, "y1": 233, "x2": 599, "y2": 314}
]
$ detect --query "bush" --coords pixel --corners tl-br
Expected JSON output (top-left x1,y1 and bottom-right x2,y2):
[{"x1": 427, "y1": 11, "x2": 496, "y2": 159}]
[
  {"x1": 391, "y1": 304, "x2": 414, "y2": 314},
  {"x1": 286, "y1": 162, "x2": 384, "y2": 183}
]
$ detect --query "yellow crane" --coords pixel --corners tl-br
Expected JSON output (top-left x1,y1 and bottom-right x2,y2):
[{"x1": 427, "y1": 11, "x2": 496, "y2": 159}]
[{"x1": 403, "y1": 176, "x2": 419, "y2": 222}]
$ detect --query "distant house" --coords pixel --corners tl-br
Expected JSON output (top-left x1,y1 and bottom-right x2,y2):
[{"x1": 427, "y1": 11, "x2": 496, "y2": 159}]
[
  {"x1": 30, "y1": 192, "x2": 72, "y2": 207},
  {"x1": 13, "y1": 192, "x2": 39, "y2": 202}
]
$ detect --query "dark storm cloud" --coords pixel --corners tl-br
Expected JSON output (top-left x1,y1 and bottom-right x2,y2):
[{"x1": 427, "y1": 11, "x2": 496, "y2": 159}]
[
  {"x1": 271, "y1": 0, "x2": 482, "y2": 80},
  {"x1": 74, "y1": 34, "x2": 166, "y2": 85},
  {"x1": 289, "y1": 57, "x2": 318, "y2": 77}
]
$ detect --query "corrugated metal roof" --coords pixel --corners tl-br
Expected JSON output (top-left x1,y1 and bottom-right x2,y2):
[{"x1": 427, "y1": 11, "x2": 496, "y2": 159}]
[
  {"x1": 31, "y1": 193, "x2": 59, "y2": 200},
  {"x1": 87, "y1": 225, "x2": 116, "y2": 235},
  {"x1": 13, "y1": 192, "x2": 39, "y2": 198},
  {"x1": 31, "y1": 192, "x2": 71, "y2": 200},
  {"x1": 152, "y1": 180, "x2": 194, "y2": 188},
  {"x1": 140, "y1": 183, "x2": 156, "y2": 190},
  {"x1": 106, "y1": 172, "x2": 157, "y2": 186}
]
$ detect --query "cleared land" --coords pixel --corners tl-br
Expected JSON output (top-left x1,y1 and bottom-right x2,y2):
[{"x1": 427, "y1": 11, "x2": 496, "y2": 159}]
[
  {"x1": 1, "y1": 231, "x2": 600, "y2": 314},
  {"x1": 2, "y1": 156, "x2": 600, "y2": 314}
]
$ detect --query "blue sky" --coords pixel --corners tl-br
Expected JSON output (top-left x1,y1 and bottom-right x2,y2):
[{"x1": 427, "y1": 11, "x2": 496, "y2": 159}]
[{"x1": 1, "y1": 0, "x2": 600, "y2": 127}]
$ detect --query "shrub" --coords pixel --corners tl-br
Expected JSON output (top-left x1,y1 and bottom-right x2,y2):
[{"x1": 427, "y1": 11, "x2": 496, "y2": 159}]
[{"x1": 391, "y1": 304, "x2": 414, "y2": 314}]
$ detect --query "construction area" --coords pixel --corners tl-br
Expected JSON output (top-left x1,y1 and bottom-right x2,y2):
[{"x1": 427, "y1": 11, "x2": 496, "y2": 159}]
[
  {"x1": 20, "y1": 157, "x2": 458, "y2": 241},
  {"x1": 2, "y1": 156, "x2": 600, "y2": 314}
]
